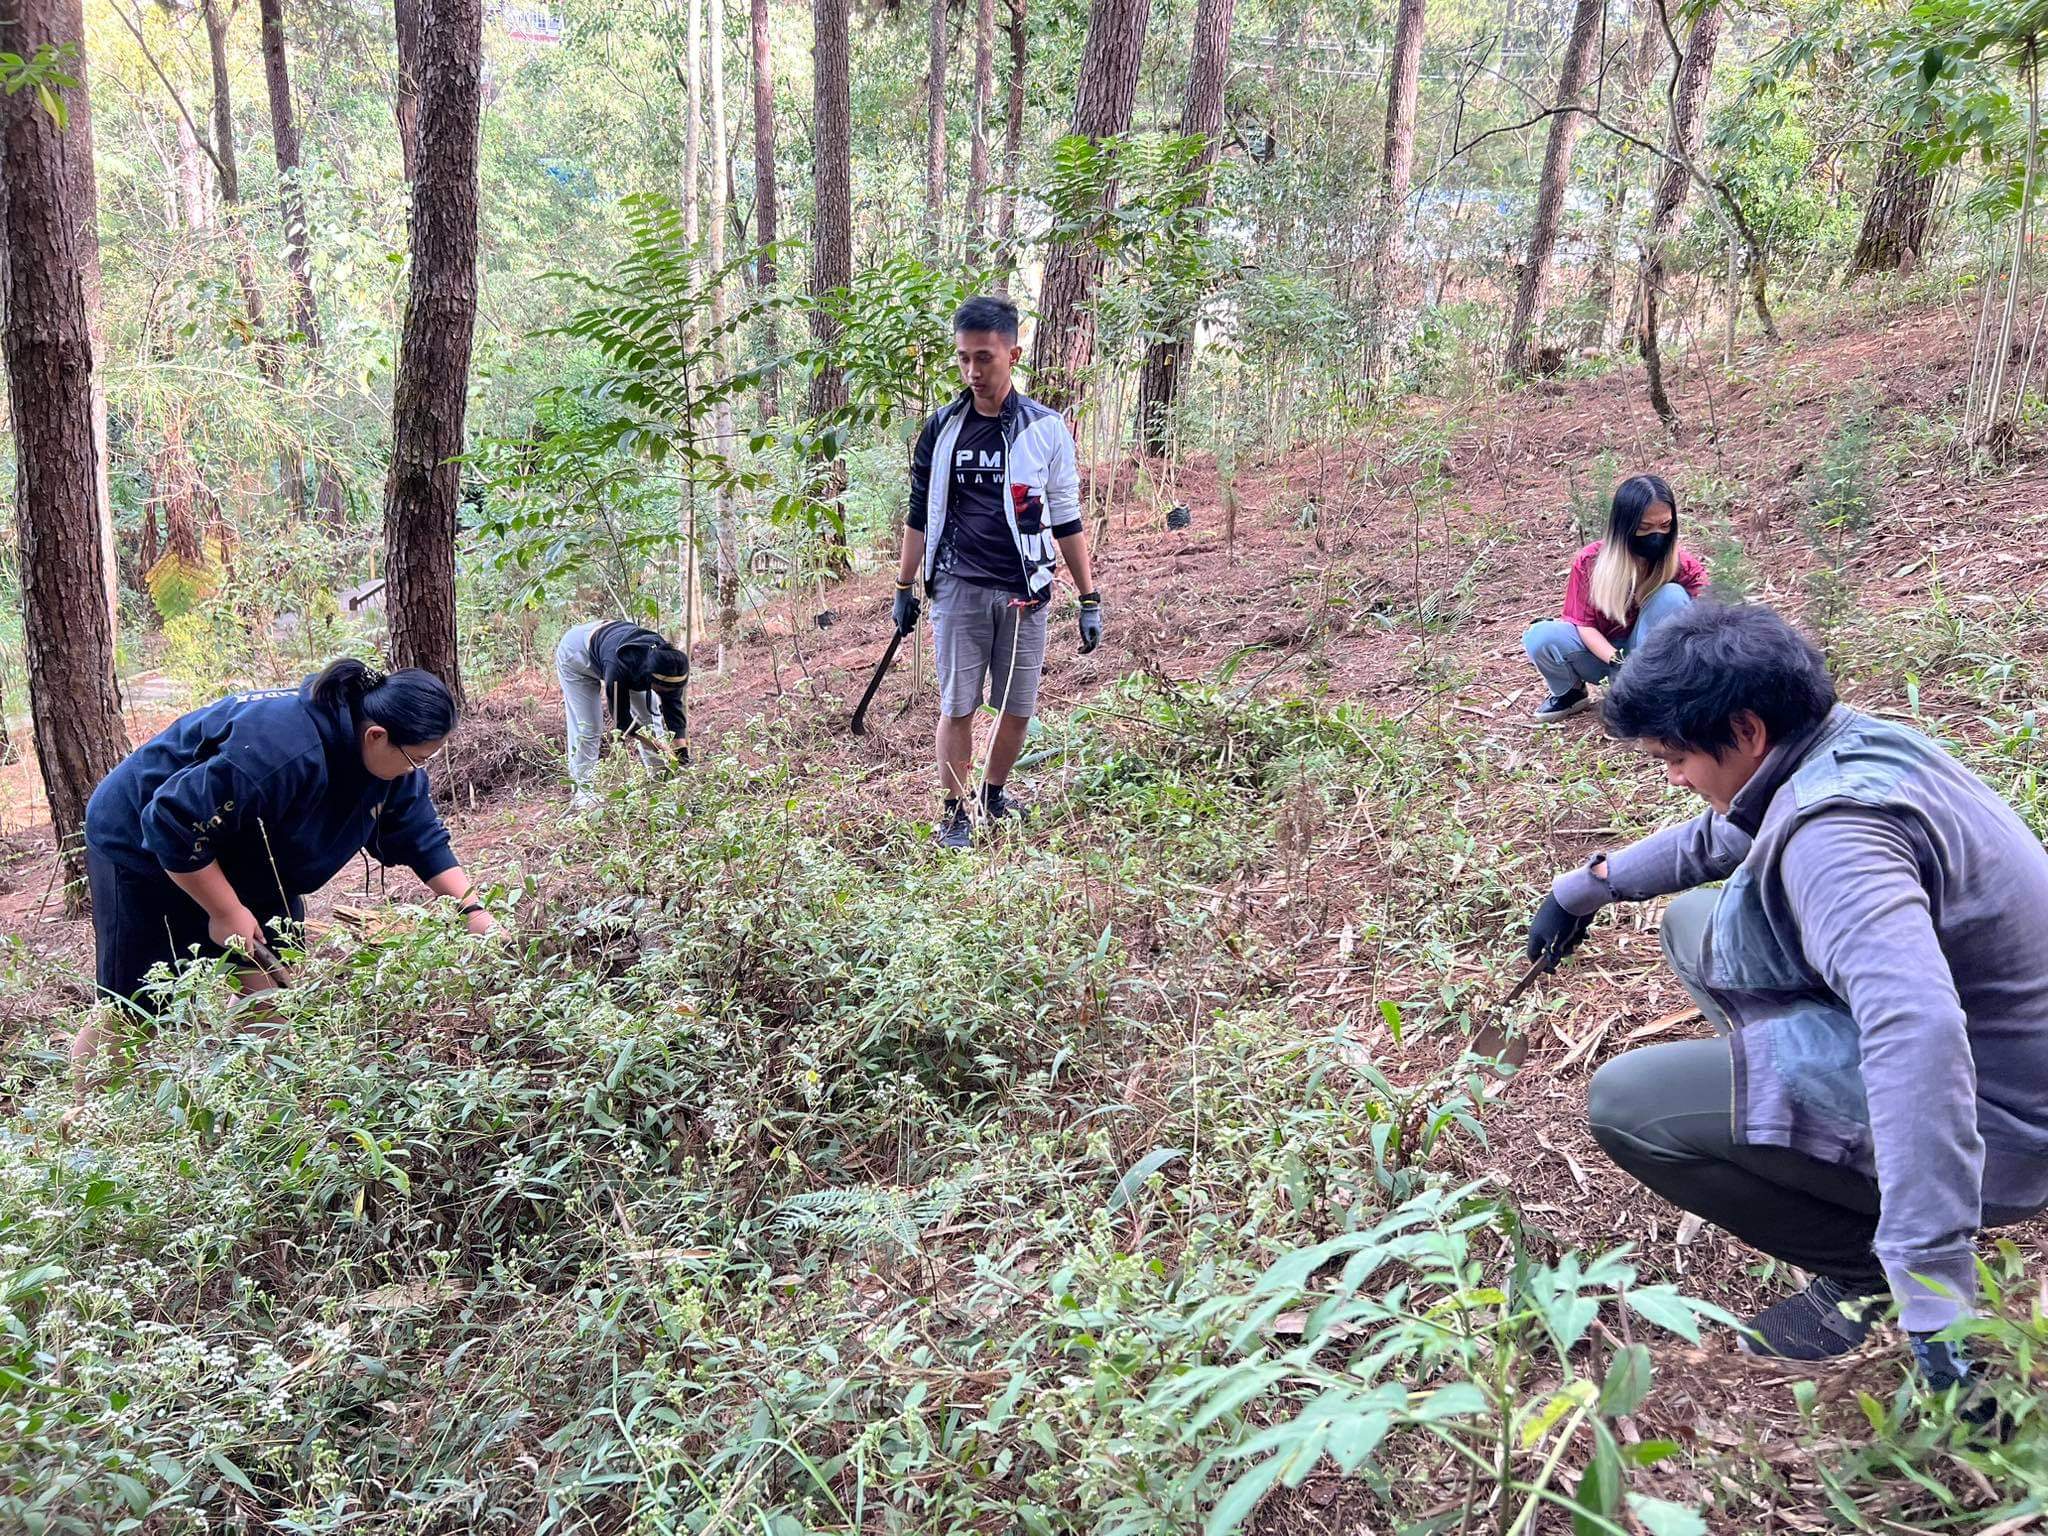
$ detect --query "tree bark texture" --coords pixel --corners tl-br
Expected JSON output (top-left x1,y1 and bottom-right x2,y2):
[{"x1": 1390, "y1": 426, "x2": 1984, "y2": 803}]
[
  {"x1": 56, "y1": 0, "x2": 120, "y2": 637},
  {"x1": 382, "y1": 0, "x2": 482, "y2": 706},
  {"x1": 682, "y1": 0, "x2": 705, "y2": 642},
  {"x1": 1640, "y1": 3, "x2": 1724, "y2": 430},
  {"x1": 1501, "y1": 0, "x2": 1602, "y2": 378},
  {"x1": 925, "y1": 0, "x2": 949, "y2": 240},
  {"x1": 201, "y1": 0, "x2": 240, "y2": 200},
  {"x1": 258, "y1": 0, "x2": 346, "y2": 519},
  {"x1": 395, "y1": 0, "x2": 422, "y2": 183},
  {"x1": 709, "y1": 0, "x2": 740, "y2": 660},
  {"x1": 965, "y1": 0, "x2": 995, "y2": 263},
  {"x1": 0, "y1": 0, "x2": 132, "y2": 901},
  {"x1": 1134, "y1": 0, "x2": 1235, "y2": 454},
  {"x1": 751, "y1": 0, "x2": 779, "y2": 417},
  {"x1": 1362, "y1": 0, "x2": 1424, "y2": 381},
  {"x1": 1027, "y1": 0, "x2": 1150, "y2": 412},
  {"x1": 1579, "y1": 17, "x2": 1666, "y2": 351},
  {"x1": 176, "y1": 107, "x2": 210, "y2": 231},
  {"x1": 993, "y1": 0, "x2": 1025, "y2": 294},
  {"x1": 809, "y1": 0, "x2": 852, "y2": 546},
  {"x1": 1850, "y1": 130, "x2": 1937, "y2": 277}
]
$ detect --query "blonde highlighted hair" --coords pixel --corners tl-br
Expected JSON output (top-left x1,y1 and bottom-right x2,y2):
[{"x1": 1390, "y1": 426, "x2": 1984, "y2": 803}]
[{"x1": 1587, "y1": 473, "x2": 1680, "y2": 626}]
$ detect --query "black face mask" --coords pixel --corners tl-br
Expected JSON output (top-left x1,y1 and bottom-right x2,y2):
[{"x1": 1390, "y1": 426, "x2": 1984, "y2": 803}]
[{"x1": 1630, "y1": 532, "x2": 1673, "y2": 563}]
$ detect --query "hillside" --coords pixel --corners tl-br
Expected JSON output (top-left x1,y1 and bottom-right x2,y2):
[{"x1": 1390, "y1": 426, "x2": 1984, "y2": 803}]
[{"x1": 5, "y1": 299, "x2": 2046, "y2": 1532}]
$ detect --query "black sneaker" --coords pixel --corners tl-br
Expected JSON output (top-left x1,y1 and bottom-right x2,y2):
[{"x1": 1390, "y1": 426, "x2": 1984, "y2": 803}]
[
  {"x1": 1739, "y1": 1276, "x2": 1887, "y2": 1361},
  {"x1": 978, "y1": 783, "x2": 1017, "y2": 822},
  {"x1": 937, "y1": 799, "x2": 974, "y2": 849},
  {"x1": 1533, "y1": 685, "x2": 1595, "y2": 723}
]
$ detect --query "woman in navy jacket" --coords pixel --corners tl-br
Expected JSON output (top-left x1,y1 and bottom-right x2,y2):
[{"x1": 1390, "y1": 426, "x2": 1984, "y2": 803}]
[{"x1": 83, "y1": 657, "x2": 494, "y2": 1009}]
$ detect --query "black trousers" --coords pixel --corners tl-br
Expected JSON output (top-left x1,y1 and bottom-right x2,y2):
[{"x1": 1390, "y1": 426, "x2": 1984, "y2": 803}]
[
  {"x1": 1587, "y1": 889, "x2": 2041, "y2": 1290},
  {"x1": 85, "y1": 845, "x2": 302, "y2": 1013}
]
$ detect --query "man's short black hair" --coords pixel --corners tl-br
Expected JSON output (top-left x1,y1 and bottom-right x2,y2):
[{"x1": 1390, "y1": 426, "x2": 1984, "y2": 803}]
[
  {"x1": 1604, "y1": 601, "x2": 1837, "y2": 756},
  {"x1": 953, "y1": 295, "x2": 1020, "y2": 341}
]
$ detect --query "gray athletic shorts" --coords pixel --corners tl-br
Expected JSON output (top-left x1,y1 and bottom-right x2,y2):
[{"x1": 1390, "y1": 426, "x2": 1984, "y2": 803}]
[{"x1": 932, "y1": 576, "x2": 1049, "y2": 719}]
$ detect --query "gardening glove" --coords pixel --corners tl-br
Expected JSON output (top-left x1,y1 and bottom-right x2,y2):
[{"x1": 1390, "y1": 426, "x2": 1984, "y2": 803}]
[
  {"x1": 1526, "y1": 893, "x2": 1595, "y2": 973},
  {"x1": 892, "y1": 582, "x2": 921, "y2": 637},
  {"x1": 1077, "y1": 591, "x2": 1103, "y2": 655}
]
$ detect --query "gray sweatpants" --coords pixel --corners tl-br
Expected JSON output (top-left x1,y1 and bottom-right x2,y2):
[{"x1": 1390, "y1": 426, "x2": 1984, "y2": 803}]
[
  {"x1": 1587, "y1": 888, "x2": 2039, "y2": 1288},
  {"x1": 556, "y1": 622, "x2": 663, "y2": 786}
]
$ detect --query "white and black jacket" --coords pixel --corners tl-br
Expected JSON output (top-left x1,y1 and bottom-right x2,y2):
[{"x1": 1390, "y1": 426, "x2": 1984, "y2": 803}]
[{"x1": 906, "y1": 388, "x2": 1082, "y2": 598}]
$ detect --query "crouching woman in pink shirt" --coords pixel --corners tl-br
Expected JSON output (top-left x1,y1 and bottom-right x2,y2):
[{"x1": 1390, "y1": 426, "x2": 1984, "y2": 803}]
[{"x1": 1523, "y1": 473, "x2": 1708, "y2": 722}]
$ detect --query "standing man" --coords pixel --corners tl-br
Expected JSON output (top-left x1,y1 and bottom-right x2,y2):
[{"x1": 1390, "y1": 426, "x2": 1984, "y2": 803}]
[
  {"x1": 1526, "y1": 601, "x2": 2048, "y2": 1398},
  {"x1": 893, "y1": 296, "x2": 1103, "y2": 848}
]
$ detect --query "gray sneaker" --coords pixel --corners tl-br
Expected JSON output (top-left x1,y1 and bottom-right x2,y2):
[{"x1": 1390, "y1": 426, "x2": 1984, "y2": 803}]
[{"x1": 937, "y1": 799, "x2": 974, "y2": 849}]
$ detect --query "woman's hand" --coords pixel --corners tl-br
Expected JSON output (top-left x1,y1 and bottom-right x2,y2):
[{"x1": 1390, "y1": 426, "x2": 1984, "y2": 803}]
[
  {"x1": 465, "y1": 905, "x2": 497, "y2": 938},
  {"x1": 208, "y1": 904, "x2": 264, "y2": 953}
]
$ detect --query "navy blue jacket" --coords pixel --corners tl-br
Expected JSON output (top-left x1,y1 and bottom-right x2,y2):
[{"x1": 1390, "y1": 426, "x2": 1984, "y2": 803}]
[{"x1": 84, "y1": 679, "x2": 458, "y2": 907}]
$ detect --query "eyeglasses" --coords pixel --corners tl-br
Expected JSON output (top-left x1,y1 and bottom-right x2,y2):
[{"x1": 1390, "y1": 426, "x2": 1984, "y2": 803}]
[{"x1": 397, "y1": 742, "x2": 444, "y2": 773}]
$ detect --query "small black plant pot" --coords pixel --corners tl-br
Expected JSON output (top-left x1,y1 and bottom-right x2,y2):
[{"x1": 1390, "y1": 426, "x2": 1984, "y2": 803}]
[
  {"x1": 815, "y1": 610, "x2": 837, "y2": 630},
  {"x1": 1166, "y1": 505, "x2": 1192, "y2": 531}
]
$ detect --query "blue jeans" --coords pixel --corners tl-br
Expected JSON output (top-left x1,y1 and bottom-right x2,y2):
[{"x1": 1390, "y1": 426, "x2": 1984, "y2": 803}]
[{"x1": 1522, "y1": 581, "x2": 1693, "y2": 696}]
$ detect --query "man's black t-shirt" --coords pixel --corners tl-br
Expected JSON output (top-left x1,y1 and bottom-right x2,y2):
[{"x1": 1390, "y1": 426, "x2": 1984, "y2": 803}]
[{"x1": 935, "y1": 408, "x2": 1027, "y2": 594}]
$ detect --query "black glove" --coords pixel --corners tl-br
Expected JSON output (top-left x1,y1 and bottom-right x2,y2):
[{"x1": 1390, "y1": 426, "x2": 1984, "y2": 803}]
[
  {"x1": 1077, "y1": 591, "x2": 1103, "y2": 655},
  {"x1": 1526, "y1": 893, "x2": 1595, "y2": 973},
  {"x1": 892, "y1": 583, "x2": 920, "y2": 637}
]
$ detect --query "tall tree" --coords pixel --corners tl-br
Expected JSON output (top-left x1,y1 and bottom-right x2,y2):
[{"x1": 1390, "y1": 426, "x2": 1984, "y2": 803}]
[
  {"x1": 1, "y1": 0, "x2": 132, "y2": 902},
  {"x1": 925, "y1": 0, "x2": 949, "y2": 239},
  {"x1": 382, "y1": 0, "x2": 483, "y2": 705},
  {"x1": 1851, "y1": 130, "x2": 1938, "y2": 276},
  {"x1": 750, "y1": 0, "x2": 778, "y2": 417},
  {"x1": 809, "y1": 0, "x2": 852, "y2": 554},
  {"x1": 1027, "y1": 0, "x2": 1150, "y2": 411},
  {"x1": 709, "y1": 0, "x2": 740, "y2": 663},
  {"x1": 394, "y1": 0, "x2": 422, "y2": 182},
  {"x1": 1580, "y1": 14, "x2": 1665, "y2": 351},
  {"x1": 1362, "y1": 0, "x2": 1424, "y2": 383},
  {"x1": 681, "y1": 0, "x2": 705, "y2": 644},
  {"x1": 964, "y1": 0, "x2": 995, "y2": 263},
  {"x1": 1133, "y1": 0, "x2": 1236, "y2": 454},
  {"x1": 58, "y1": 0, "x2": 120, "y2": 637},
  {"x1": 1639, "y1": 3, "x2": 1724, "y2": 430},
  {"x1": 201, "y1": 0, "x2": 307, "y2": 517},
  {"x1": 1502, "y1": 0, "x2": 1605, "y2": 378},
  {"x1": 258, "y1": 0, "x2": 347, "y2": 520},
  {"x1": 993, "y1": 0, "x2": 1025, "y2": 294}
]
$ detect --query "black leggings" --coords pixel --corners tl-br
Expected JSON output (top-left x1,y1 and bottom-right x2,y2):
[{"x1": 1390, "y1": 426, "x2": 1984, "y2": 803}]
[{"x1": 85, "y1": 846, "x2": 301, "y2": 1013}]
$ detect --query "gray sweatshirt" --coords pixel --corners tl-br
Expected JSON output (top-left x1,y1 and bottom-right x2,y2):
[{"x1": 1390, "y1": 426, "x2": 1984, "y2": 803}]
[{"x1": 1556, "y1": 707, "x2": 2048, "y2": 1331}]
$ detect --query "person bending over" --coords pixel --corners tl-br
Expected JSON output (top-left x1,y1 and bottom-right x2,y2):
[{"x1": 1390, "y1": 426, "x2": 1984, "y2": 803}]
[
  {"x1": 83, "y1": 657, "x2": 494, "y2": 1012},
  {"x1": 555, "y1": 619, "x2": 690, "y2": 805},
  {"x1": 1523, "y1": 473, "x2": 1705, "y2": 722},
  {"x1": 1525, "y1": 601, "x2": 2048, "y2": 1395},
  {"x1": 892, "y1": 294, "x2": 1102, "y2": 848}
]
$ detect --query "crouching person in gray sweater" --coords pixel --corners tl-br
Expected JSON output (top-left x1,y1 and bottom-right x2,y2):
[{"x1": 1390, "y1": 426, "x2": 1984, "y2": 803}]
[{"x1": 1525, "y1": 601, "x2": 2048, "y2": 1393}]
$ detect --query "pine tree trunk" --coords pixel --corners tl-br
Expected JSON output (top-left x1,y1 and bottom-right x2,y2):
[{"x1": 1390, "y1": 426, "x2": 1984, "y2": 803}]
[
  {"x1": 177, "y1": 108, "x2": 210, "y2": 231},
  {"x1": 710, "y1": 0, "x2": 740, "y2": 664},
  {"x1": 925, "y1": 0, "x2": 950, "y2": 241},
  {"x1": 1640, "y1": 3, "x2": 1723, "y2": 431},
  {"x1": 1502, "y1": 0, "x2": 1601, "y2": 379},
  {"x1": 810, "y1": 0, "x2": 853, "y2": 555},
  {"x1": 258, "y1": 0, "x2": 347, "y2": 521},
  {"x1": 751, "y1": 0, "x2": 779, "y2": 418},
  {"x1": 1362, "y1": 0, "x2": 1425, "y2": 383},
  {"x1": 57, "y1": 0, "x2": 121, "y2": 642},
  {"x1": 682, "y1": 0, "x2": 704, "y2": 644},
  {"x1": 965, "y1": 0, "x2": 996, "y2": 265},
  {"x1": 204, "y1": 0, "x2": 306, "y2": 516},
  {"x1": 1579, "y1": 16, "x2": 1663, "y2": 351},
  {"x1": 394, "y1": 0, "x2": 422, "y2": 183},
  {"x1": 1134, "y1": 0, "x2": 1235, "y2": 455},
  {"x1": 382, "y1": 0, "x2": 481, "y2": 707},
  {"x1": 1, "y1": 0, "x2": 132, "y2": 905},
  {"x1": 993, "y1": 0, "x2": 1025, "y2": 295},
  {"x1": 1028, "y1": 0, "x2": 1150, "y2": 413},
  {"x1": 1850, "y1": 130, "x2": 1937, "y2": 277}
]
